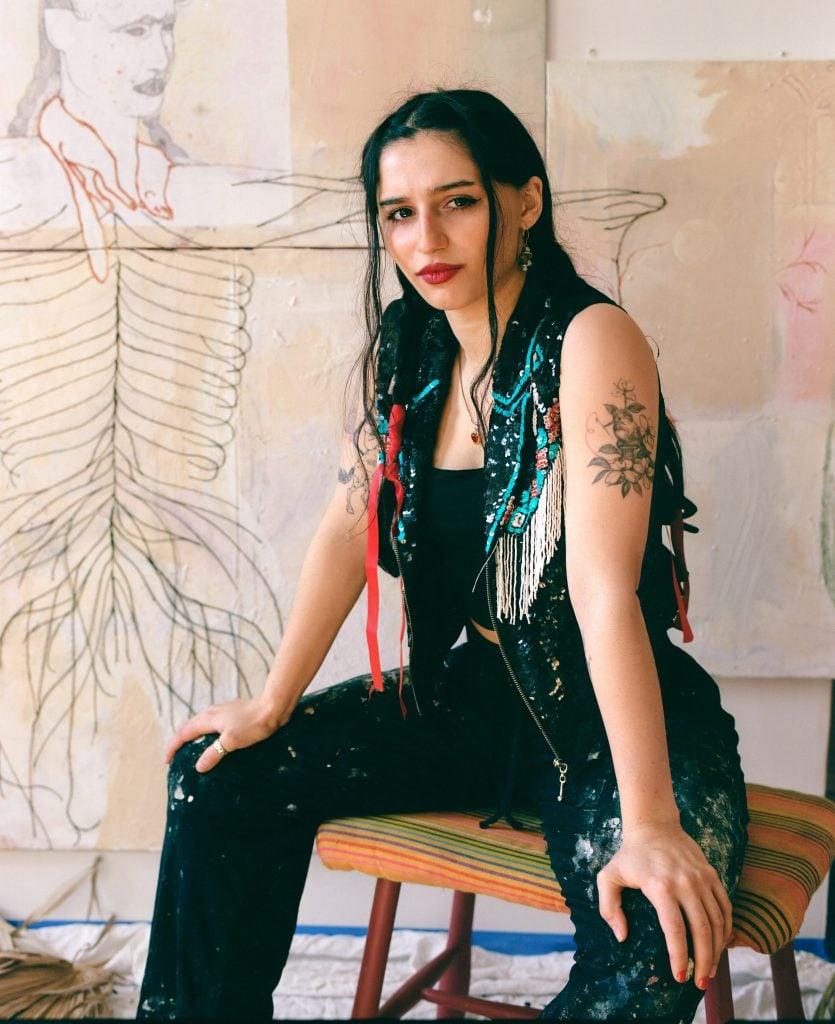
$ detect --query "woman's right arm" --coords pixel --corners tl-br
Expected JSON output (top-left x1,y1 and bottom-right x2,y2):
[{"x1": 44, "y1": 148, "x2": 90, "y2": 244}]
[{"x1": 167, "y1": 417, "x2": 380, "y2": 771}]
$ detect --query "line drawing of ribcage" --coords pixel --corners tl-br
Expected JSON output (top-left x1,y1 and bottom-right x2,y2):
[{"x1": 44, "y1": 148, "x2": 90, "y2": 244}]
[{"x1": 0, "y1": 220, "x2": 282, "y2": 846}]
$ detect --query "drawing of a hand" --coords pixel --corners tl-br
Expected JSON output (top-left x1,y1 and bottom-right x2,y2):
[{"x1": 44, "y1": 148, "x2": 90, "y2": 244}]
[{"x1": 38, "y1": 96, "x2": 172, "y2": 281}]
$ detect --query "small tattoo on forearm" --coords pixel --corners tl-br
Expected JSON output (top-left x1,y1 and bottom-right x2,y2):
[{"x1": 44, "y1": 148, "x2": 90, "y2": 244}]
[
  {"x1": 339, "y1": 421, "x2": 377, "y2": 515},
  {"x1": 586, "y1": 379, "x2": 655, "y2": 498},
  {"x1": 338, "y1": 463, "x2": 369, "y2": 515}
]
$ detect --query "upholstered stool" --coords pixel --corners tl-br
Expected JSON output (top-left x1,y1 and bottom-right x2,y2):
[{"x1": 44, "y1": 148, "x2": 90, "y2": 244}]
[{"x1": 315, "y1": 783, "x2": 835, "y2": 1022}]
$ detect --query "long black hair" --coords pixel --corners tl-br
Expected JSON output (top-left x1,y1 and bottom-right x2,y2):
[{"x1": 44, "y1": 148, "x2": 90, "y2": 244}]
[
  {"x1": 354, "y1": 88, "x2": 691, "y2": 535},
  {"x1": 355, "y1": 88, "x2": 578, "y2": 447}
]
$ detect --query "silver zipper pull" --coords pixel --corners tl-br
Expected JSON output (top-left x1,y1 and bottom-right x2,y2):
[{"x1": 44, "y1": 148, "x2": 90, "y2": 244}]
[{"x1": 554, "y1": 759, "x2": 568, "y2": 802}]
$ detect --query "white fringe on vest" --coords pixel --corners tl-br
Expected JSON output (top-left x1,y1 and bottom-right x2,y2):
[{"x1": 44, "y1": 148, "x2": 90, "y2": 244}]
[{"x1": 494, "y1": 445, "x2": 565, "y2": 624}]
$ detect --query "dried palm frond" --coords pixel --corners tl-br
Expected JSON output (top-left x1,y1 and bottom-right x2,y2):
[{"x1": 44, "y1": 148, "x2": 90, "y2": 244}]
[
  {"x1": 0, "y1": 857, "x2": 119, "y2": 1019},
  {"x1": 0, "y1": 949, "x2": 113, "y2": 1019}
]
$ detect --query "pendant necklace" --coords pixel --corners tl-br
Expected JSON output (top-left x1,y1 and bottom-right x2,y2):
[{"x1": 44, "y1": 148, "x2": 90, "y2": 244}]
[{"x1": 456, "y1": 353, "x2": 491, "y2": 446}]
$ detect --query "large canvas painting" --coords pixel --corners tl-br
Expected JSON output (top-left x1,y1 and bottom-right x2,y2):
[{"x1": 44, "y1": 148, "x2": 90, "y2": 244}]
[
  {"x1": 548, "y1": 61, "x2": 835, "y2": 679},
  {"x1": 0, "y1": 0, "x2": 546, "y2": 849}
]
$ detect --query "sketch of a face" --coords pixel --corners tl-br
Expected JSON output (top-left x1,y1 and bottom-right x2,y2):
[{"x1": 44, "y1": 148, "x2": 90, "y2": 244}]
[{"x1": 45, "y1": 0, "x2": 178, "y2": 120}]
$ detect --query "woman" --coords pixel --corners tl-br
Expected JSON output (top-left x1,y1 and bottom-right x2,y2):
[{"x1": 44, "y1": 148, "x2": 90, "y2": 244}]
[{"x1": 138, "y1": 89, "x2": 748, "y2": 1022}]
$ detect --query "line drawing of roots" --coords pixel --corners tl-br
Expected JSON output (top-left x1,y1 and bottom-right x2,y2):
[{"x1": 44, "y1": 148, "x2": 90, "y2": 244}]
[{"x1": 0, "y1": 229, "x2": 282, "y2": 846}]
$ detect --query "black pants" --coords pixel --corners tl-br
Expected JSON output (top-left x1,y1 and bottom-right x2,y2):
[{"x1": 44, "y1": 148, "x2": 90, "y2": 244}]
[{"x1": 138, "y1": 635, "x2": 747, "y2": 1021}]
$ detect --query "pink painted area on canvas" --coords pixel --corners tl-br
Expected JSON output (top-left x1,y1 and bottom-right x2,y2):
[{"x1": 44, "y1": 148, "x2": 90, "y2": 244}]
[{"x1": 777, "y1": 227, "x2": 835, "y2": 403}]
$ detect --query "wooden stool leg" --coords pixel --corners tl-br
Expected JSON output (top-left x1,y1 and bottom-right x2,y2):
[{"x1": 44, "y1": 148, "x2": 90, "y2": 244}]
[
  {"x1": 434, "y1": 890, "x2": 475, "y2": 1019},
  {"x1": 352, "y1": 878, "x2": 401, "y2": 1018},
  {"x1": 770, "y1": 943, "x2": 805, "y2": 1021},
  {"x1": 704, "y1": 948, "x2": 734, "y2": 1024}
]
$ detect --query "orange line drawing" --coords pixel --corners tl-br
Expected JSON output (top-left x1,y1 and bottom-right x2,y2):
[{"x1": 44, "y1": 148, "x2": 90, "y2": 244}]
[{"x1": 38, "y1": 96, "x2": 172, "y2": 283}]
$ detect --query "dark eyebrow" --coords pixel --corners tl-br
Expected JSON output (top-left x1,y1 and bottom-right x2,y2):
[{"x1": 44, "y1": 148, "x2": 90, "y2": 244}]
[{"x1": 378, "y1": 179, "x2": 479, "y2": 208}]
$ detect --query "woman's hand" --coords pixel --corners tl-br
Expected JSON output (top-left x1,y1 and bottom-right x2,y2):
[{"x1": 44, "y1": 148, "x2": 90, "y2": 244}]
[
  {"x1": 165, "y1": 693, "x2": 295, "y2": 773},
  {"x1": 596, "y1": 821, "x2": 733, "y2": 990}
]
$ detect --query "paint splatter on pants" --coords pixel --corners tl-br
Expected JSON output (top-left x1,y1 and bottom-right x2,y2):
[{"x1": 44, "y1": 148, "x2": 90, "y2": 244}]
[
  {"x1": 536, "y1": 723, "x2": 748, "y2": 1022},
  {"x1": 137, "y1": 636, "x2": 747, "y2": 1021}
]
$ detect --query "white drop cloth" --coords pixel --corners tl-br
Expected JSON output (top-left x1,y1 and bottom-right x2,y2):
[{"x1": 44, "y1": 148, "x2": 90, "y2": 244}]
[{"x1": 9, "y1": 923, "x2": 834, "y2": 1020}]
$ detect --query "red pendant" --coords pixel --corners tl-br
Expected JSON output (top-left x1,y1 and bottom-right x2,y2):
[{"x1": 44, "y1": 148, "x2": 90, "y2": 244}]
[{"x1": 471, "y1": 430, "x2": 481, "y2": 444}]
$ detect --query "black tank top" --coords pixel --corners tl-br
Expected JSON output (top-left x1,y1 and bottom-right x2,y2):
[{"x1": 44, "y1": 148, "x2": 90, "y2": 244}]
[{"x1": 421, "y1": 467, "x2": 492, "y2": 631}]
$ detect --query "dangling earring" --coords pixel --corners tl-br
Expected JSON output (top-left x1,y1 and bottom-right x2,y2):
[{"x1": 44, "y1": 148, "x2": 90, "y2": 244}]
[{"x1": 518, "y1": 228, "x2": 533, "y2": 272}]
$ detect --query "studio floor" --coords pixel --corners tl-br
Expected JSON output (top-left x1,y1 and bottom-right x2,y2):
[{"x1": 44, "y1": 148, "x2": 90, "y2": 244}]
[{"x1": 4, "y1": 922, "x2": 834, "y2": 1020}]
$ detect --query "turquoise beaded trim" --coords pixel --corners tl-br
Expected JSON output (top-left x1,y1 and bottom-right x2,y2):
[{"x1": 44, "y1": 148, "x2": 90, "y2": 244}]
[{"x1": 485, "y1": 318, "x2": 563, "y2": 551}]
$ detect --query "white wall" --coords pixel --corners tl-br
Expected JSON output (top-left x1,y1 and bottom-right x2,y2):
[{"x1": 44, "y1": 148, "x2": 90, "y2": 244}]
[{"x1": 547, "y1": 0, "x2": 835, "y2": 60}]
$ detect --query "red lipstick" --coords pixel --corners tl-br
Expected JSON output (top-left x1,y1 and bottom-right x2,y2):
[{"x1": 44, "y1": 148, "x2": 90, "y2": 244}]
[{"x1": 417, "y1": 263, "x2": 463, "y2": 285}]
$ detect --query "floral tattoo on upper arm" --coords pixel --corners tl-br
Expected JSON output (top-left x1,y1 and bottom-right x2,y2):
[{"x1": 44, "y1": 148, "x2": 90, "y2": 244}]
[{"x1": 586, "y1": 379, "x2": 655, "y2": 498}]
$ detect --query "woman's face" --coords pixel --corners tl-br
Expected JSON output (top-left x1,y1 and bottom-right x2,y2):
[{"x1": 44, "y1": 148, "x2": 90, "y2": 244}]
[{"x1": 376, "y1": 131, "x2": 537, "y2": 319}]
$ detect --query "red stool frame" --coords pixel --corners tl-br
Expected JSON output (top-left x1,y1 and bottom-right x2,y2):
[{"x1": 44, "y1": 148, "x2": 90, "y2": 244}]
[{"x1": 350, "y1": 878, "x2": 808, "y2": 1022}]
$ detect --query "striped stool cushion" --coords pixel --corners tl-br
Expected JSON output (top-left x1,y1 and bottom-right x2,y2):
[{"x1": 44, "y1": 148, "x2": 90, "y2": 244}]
[
  {"x1": 735, "y1": 784, "x2": 835, "y2": 953},
  {"x1": 317, "y1": 808, "x2": 567, "y2": 914},
  {"x1": 316, "y1": 784, "x2": 835, "y2": 956}
]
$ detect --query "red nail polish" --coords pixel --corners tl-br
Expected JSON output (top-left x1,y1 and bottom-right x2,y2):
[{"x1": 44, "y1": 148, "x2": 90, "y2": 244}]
[
  {"x1": 697, "y1": 977, "x2": 708, "y2": 990},
  {"x1": 676, "y1": 971, "x2": 686, "y2": 983}
]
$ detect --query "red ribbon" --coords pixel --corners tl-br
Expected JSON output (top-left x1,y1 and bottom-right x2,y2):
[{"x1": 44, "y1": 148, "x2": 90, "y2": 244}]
[
  {"x1": 670, "y1": 514, "x2": 694, "y2": 643},
  {"x1": 365, "y1": 405, "x2": 407, "y2": 704}
]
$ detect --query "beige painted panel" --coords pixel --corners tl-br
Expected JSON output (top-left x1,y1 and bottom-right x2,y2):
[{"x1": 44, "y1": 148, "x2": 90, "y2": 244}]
[
  {"x1": 549, "y1": 61, "x2": 835, "y2": 409},
  {"x1": 548, "y1": 60, "x2": 835, "y2": 677},
  {"x1": 552, "y1": 149, "x2": 776, "y2": 412},
  {"x1": 676, "y1": 415, "x2": 835, "y2": 677},
  {"x1": 0, "y1": 245, "x2": 406, "y2": 850},
  {"x1": 96, "y1": 676, "x2": 168, "y2": 851},
  {"x1": 286, "y1": 0, "x2": 546, "y2": 174}
]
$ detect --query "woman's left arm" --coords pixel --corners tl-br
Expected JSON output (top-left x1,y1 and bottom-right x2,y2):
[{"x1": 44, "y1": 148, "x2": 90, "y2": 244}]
[{"x1": 559, "y1": 303, "x2": 732, "y2": 990}]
